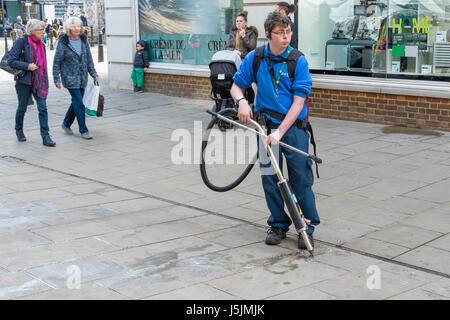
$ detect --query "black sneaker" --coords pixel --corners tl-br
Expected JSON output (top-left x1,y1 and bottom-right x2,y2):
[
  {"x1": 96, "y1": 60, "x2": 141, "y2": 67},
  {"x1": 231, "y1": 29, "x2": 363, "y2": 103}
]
[
  {"x1": 133, "y1": 86, "x2": 138, "y2": 92},
  {"x1": 42, "y1": 135, "x2": 56, "y2": 147},
  {"x1": 265, "y1": 227, "x2": 287, "y2": 245},
  {"x1": 298, "y1": 233, "x2": 314, "y2": 250},
  {"x1": 136, "y1": 87, "x2": 143, "y2": 93},
  {"x1": 16, "y1": 129, "x2": 26, "y2": 142}
]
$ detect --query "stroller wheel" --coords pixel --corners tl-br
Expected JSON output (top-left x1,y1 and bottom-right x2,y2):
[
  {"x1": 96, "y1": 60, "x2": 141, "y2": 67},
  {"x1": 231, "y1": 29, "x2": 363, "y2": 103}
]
[
  {"x1": 213, "y1": 108, "x2": 237, "y2": 132},
  {"x1": 217, "y1": 118, "x2": 233, "y2": 132}
]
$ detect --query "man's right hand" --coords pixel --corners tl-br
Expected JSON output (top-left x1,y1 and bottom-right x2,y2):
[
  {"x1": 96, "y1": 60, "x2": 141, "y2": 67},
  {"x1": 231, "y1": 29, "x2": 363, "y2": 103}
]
[
  {"x1": 55, "y1": 82, "x2": 62, "y2": 89},
  {"x1": 29, "y1": 63, "x2": 39, "y2": 71},
  {"x1": 238, "y1": 99, "x2": 252, "y2": 123}
]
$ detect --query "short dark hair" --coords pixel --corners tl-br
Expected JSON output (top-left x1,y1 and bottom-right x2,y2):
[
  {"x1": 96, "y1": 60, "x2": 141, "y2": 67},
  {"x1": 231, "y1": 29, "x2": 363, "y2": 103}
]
[
  {"x1": 136, "y1": 40, "x2": 146, "y2": 48},
  {"x1": 277, "y1": 2, "x2": 297, "y2": 15},
  {"x1": 264, "y1": 11, "x2": 291, "y2": 37}
]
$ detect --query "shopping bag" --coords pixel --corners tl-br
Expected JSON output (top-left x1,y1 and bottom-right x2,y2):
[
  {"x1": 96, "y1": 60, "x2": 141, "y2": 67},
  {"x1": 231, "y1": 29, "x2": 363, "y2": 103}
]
[
  {"x1": 83, "y1": 82, "x2": 100, "y2": 116},
  {"x1": 97, "y1": 93, "x2": 104, "y2": 117},
  {"x1": 0, "y1": 51, "x2": 25, "y2": 78},
  {"x1": 0, "y1": 52, "x2": 16, "y2": 75}
]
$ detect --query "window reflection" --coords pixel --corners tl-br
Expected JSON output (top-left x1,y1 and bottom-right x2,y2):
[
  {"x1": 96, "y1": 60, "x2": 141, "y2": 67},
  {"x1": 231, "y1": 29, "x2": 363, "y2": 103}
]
[{"x1": 298, "y1": 0, "x2": 450, "y2": 79}]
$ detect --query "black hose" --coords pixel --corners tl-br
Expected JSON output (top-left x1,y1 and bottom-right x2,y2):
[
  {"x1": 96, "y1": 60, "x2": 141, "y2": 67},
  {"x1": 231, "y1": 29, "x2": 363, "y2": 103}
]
[{"x1": 200, "y1": 108, "x2": 257, "y2": 192}]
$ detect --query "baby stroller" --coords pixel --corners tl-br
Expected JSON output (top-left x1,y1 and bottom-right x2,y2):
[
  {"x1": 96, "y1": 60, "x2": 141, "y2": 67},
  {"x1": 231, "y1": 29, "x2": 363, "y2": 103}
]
[{"x1": 209, "y1": 50, "x2": 254, "y2": 130}]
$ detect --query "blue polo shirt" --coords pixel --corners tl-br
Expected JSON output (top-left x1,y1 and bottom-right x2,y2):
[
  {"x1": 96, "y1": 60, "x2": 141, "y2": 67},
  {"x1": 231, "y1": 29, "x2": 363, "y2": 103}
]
[{"x1": 233, "y1": 43, "x2": 312, "y2": 123}]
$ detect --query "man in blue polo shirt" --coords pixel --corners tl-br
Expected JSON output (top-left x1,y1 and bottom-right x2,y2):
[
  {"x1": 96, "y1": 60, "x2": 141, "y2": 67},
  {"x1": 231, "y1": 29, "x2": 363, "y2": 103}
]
[{"x1": 230, "y1": 11, "x2": 320, "y2": 249}]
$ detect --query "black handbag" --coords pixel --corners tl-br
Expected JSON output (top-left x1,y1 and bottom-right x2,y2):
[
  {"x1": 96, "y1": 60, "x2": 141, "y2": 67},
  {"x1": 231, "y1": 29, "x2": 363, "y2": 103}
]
[{"x1": 0, "y1": 50, "x2": 26, "y2": 78}]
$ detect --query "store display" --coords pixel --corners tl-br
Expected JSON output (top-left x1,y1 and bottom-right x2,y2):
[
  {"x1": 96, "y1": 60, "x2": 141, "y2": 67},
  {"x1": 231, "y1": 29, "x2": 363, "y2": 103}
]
[
  {"x1": 321, "y1": 0, "x2": 449, "y2": 77},
  {"x1": 392, "y1": 61, "x2": 400, "y2": 72},
  {"x1": 436, "y1": 30, "x2": 446, "y2": 43}
]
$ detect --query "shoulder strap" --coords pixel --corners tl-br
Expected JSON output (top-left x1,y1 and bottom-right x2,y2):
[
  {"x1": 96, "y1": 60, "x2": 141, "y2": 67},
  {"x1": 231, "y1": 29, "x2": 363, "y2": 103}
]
[
  {"x1": 253, "y1": 46, "x2": 304, "y2": 84},
  {"x1": 252, "y1": 45, "x2": 265, "y2": 84},
  {"x1": 286, "y1": 48, "x2": 303, "y2": 82}
]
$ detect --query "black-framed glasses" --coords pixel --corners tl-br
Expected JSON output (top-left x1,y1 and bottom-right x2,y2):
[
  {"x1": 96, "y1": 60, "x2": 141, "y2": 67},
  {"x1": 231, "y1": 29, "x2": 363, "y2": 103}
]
[{"x1": 271, "y1": 30, "x2": 292, "y2": 36}]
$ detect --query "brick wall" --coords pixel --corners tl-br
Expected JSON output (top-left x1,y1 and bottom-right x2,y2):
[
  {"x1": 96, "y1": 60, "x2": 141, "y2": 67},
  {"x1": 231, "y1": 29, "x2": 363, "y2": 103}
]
[
  {"x1": 144, "y1": 73, "x2": 211, "y2": 100},
  {"x1": 144, "y1": 73, "x2": 450, "y2": 131},
  {"x1": 309, "y1": 89, "x2": 450, "y2": 131}
]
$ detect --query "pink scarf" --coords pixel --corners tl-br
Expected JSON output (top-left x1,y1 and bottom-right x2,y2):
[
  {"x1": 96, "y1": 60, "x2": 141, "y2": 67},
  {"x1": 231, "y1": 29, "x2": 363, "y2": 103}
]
[{"x1": 28, "y1": 35, "x2": 49, "y2": 99}]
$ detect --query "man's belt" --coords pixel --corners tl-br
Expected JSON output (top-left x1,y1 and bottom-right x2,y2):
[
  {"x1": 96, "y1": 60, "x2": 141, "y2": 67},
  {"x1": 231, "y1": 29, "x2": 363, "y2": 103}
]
[{"x1": 255, "y1": 108, "x2": 320, "y2": 178}]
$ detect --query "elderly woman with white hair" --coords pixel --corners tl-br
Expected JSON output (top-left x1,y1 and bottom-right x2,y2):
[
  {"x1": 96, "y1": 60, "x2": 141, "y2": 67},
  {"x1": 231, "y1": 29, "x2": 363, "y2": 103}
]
[
  {"x1": 53, "y1": 17, "x2": 99, "y2": 139},
  {"x1": 8, "y1": 19, "x2": 55, "y2": 147}
]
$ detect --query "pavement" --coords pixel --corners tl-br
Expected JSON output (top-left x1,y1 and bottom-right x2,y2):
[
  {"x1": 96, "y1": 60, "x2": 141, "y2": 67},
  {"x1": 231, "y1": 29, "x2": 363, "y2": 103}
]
[{"x1": 0, "y1": 38, "x2": 449, "y2": 300}]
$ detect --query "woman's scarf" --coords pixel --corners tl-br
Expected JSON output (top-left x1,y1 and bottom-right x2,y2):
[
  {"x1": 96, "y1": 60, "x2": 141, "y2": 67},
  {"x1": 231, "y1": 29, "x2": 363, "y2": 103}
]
[{"x1": 28, "y1": 35, "x2": 49, "y2": 99}]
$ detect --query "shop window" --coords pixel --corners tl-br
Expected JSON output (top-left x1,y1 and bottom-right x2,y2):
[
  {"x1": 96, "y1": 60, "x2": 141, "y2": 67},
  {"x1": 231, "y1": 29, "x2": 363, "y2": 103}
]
[
  {"x1": 139, "y1": 0, "x2": 243, "y2": 65},
  {"x1": 298, "y1": 0, "x2": 450, "y2": 80}
]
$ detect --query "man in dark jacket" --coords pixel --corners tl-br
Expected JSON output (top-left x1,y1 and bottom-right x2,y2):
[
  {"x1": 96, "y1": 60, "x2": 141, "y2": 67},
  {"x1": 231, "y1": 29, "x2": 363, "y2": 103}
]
[
  {"x1": 131, "y1": 40, "x2": 149, "y2": 93},
  {"x1": 80, "y1": 11, "x2": 88, "y2": 27}
]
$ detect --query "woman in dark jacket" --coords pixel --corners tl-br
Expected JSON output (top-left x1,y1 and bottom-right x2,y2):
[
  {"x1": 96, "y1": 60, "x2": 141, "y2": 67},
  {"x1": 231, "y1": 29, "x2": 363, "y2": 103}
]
[
  {"x1": 226, "y1": 11, "x2": 258, "y2": 61},
  {"x1": 53, "y1": 17, "x2": 99, "y2": 140},
  {"x1": 276, "y1": 2, "x2": 298, "y2": 49},
  {"x1": 8, "y1": 19, "x2": 55, "y2": 147}
]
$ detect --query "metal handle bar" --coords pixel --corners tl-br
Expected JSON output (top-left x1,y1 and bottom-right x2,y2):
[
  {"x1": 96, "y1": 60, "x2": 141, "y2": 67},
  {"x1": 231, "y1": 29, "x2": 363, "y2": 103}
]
[{"x1": 207, "y1": 110, "x2": 322, "y2": 165}]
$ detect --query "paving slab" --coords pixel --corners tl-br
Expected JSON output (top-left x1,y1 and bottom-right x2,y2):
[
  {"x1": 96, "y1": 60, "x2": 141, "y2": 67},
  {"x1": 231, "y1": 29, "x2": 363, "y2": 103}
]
[
  {"x1": 0, "y1": 230, "x2": 52, "y2": 254},
  {"x1": 400, "y1": 205, "x2": 450, "y2": 234},
  {"x1": 394, "y1": 246, "x2": 450, "y2": 275},
  {"x1": 365, "y1": 224, "x2": 443, "y2": 249},
  {"x1": 314, "y1": 218, "x2": 379, "y2": 246},
  {"x1": 206, "y1": 256, "x2": 348, "y2": 300},
  {"x1": 344, "y1": 237, "x2": 410, "y2": 259},
  {"x1": 19, "y1": 283, "x2": 129, "y2": 300},
  {"x1": 0, "y1": 272, "x2": 52, "y2": 299},
  {"x1": 147, "y1": 283, "x2": 240, "y2": 300},
  {"x1": 405, "y1": 179, "x2": 450, "y2": 204},
  {"x1": 0, "y1": 238, "x2": 119, "y2": 272}
]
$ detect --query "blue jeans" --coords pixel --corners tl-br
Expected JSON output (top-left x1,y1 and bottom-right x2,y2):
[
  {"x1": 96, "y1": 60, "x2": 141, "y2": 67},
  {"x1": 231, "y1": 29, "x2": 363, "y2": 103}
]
[
  {"x1": 259, "y1": 121, "x2": 320, "y2": 234},
  {"x1": 63, "y1": 88, "x2": 88, "y2": 134},
  {"x1": 15, "y1": 82, "x2": 50, "y2": 138}
]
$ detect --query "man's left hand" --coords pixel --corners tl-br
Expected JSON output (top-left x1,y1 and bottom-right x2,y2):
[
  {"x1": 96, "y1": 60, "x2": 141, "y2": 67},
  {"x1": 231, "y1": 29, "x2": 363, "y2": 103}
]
[{"x1": 93, "y1": 76, "x2": 100, "y2": 82}]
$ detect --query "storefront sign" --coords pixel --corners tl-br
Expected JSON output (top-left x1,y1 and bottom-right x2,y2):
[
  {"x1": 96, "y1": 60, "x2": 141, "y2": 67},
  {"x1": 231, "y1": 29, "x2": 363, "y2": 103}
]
[
  {"x1": 392, "y1": 18, "x2": 434, "y2": 34},
  {"x1": 138, "y1": 0, "x2": 242, "y2": 66},
  {"x1": 141, "y1": 34, "x2": 229, "y2": 65}
]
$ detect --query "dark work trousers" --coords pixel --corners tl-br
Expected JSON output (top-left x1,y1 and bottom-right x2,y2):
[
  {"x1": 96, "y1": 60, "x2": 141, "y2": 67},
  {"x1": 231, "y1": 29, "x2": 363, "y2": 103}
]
[
  {"x1": 63, "y1": 88, "x2": 88, "y2": 134},
  {"x1": 15, "y1": 82, "x2": 50, "y2": 138}
]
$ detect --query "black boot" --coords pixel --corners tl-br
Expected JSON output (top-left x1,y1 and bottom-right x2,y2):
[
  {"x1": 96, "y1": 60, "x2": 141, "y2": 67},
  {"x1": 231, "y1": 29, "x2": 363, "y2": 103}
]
[
  {"x1": 16, "y1": 129, "x2": 26, "y2": 142},
  {"x1": 42, "y1": 135, "x2": 56, "y2": 147}
]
